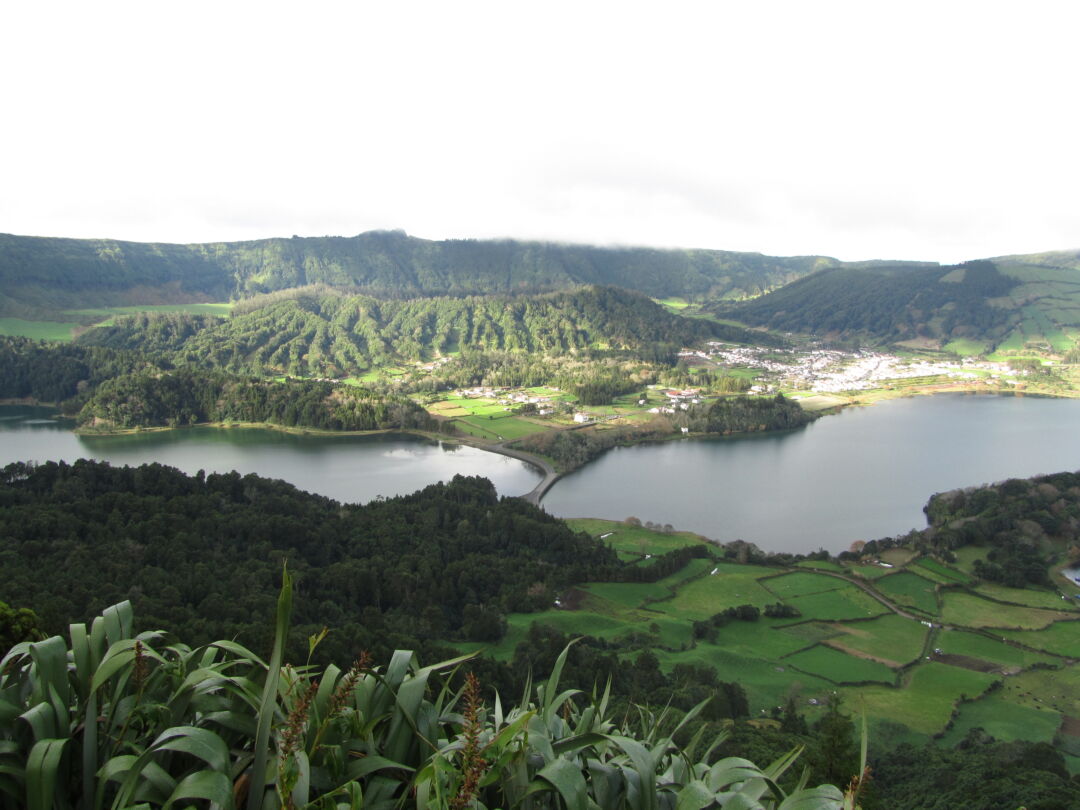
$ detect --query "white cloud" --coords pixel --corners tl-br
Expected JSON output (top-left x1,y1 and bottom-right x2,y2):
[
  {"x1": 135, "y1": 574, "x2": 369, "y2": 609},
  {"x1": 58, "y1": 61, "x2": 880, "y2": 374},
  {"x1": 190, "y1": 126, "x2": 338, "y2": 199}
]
[{"x1": 2, "y1": 1, "x2": 1078, "y2": 263}]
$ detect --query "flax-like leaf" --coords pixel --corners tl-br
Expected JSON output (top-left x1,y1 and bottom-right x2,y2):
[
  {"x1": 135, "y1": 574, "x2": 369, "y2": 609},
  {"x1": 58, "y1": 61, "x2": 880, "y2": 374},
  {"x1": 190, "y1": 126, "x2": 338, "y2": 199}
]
[
  {"x1": 777, "y1": 785, "x2": 845, "y2": 810},
  {"x1": 532, "y1": 757, "x2": 588, "y2": 808},
  {"x1": 675, "y1": 779, "x2": 714, "y2": 810},
  {"x1": 246, "y1": 564, "x2": 292, "y2": 810},
  {"x1": 162, "y1": 769, "x2": 233, "y2": 810},
  {"x1": 25, "y1": 738, "x2": 68, "y2": 810}
]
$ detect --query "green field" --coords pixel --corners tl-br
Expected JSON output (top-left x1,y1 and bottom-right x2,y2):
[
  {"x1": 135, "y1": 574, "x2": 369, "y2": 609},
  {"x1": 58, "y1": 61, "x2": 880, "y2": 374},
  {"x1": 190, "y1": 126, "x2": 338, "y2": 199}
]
[
  {"x1": 760, "y1": 571, "x2": 845, "y2": 599},
  {"x1": 794, "y1": 559, "x2": 844, "y2": 572},
  {"x1": 972, "y1": 582, "x2": 1075, "y2": 611},
  {"x1": 941, "y1": 591, "x2": 1070, "y2": 630},
  {"x1": 875, "y1": 571, "x2": 939, "y2": 616},
  {"x1": 847, "y1": 663, "x2": 997, "y2": 735},
  {"x1": 934, "y1": 629, "x2": 1058, "y2": 669},
  {"x1": 656, "y1": 645, "x2": 833, "y2": 712},
  {"x1": 783, "y1": 644, "x2": 896, "y2": 684},
  {"x1": 943, "y1": 337, "x2": 990, "y2": 357},
  {"x1": 68, "y1": 302, "x2": 234, "y2": 320},
  {"x1": 912, "y1": 557, "x2": 971, "y2": 585},
  {"x1": 1000, "y1": 620, "x2": 1080, "y2": 657},
  {"x1": 455, "y1": 414, "x2": 547, "y2": 440},
  {"x1": 998, "y1": 663, "x2": 1080, "y2": 716},
  {"x1": 937, "y1": 694, "x2": 1063, "y2": 748},
  {"x1": 783, "y1": 585, "x2": 888, "y2": 622},
  {"x1": 564, "y1": 518, "x2": 706, "y2": 559},
  {"x1": 824, "y1": 615, "x2": 927, "y2": 667},
  {"x1": 0, "y1": 317, "x2": 79, "y2": 341},
  {"x1": 661, "y1": 562, "x2": 780, "y2": 618}
]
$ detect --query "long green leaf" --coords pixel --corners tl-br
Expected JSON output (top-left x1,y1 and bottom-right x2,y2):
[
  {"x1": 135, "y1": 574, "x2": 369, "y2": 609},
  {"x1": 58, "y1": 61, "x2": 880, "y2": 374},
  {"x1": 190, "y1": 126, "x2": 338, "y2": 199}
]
[
  {"x1": 162, "y1": 769, "x2": 233, "y2": 810},
  {"x1": 533, "y1": 757, "x2": 588, "y2": 808},
  {"x1": 25, "y1": 738, "x2": 68, "y2": 810},
  {"x1": 246, "y1": 563, "x2": 292, "y2": 810}
]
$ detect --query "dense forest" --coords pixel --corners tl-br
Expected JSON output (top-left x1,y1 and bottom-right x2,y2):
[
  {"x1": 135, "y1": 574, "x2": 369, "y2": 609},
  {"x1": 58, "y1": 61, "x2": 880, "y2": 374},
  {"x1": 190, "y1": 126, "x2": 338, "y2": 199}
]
[
  {"x1": 0, "y1": 337, "x2": 438, "y2": 434},
  {"x1": 77, "y1": 368, "x2": 436, "y2": 432},
  {"x1": 720, "y1": 260, "x2": 1019, "y2": 346},
  {"x1": 0, "y1": 462, "x2": 617, "y2": 664},
  {"x1": 0, "y1": 229, "x2": 849, "y2": 319},
  {"x1": 913, "y1": 470, "x2": 1080, "y2": 587},
  {"x1": 77, "y1": 286, "x2": 767, "y2": 376}
]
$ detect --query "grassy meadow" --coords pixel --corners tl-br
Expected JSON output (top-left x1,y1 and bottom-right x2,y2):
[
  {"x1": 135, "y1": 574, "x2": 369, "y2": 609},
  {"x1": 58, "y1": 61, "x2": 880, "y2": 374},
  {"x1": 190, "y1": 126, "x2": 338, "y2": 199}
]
[{"x1": 444, "y1": 521, "x2": 1080, "y2": 766}]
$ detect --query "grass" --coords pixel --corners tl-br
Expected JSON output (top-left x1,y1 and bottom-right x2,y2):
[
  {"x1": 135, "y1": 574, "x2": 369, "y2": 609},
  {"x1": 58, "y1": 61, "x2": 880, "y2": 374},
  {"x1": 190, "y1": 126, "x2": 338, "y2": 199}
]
[
  {"x1": 824, "y1": 615, "x2": 927, "y2": 667},
  {"x1": 760, "y1": 571, "x2": 846, "y2": 599},
  {"x1": 943, "y1": 338, "x2": 990, "y2": 357},
  {"x1": 455, "y1": 414, "x2": 547, "y2": 440},
  {"x1": 937, "y1": 694, "x2": 1062, "y2": 748},
  {"x1": 662, "y1": 563, "x2": 781, "y2": 619},
  {"x1": 935, "y1": 629, "x2": 1058, "y2": 669},
  {"x1": 912, "y1": 557, "x2": 971, "y2": 585},
  {"x1": 845, "y1": 663, "x2": 998, "y2": 735},
  {"x1": 875, "y1": 571, "x2": 939, "y2": 616},
  {"x1": 972, "y1": 582, "x2": 1076, "y2": 611},
  {"x1": 655, "y1": 645, "x2": 833, "y2": 713},
  {"x1": 705, "y1": 618, "x2": 816, "y2": 660},
  {"x1": 951, "y1": 546, "x2": 988, "y2": 575},
  {"x1": 564, "y1": 518, "x2": 707, "y2": 558},
  {"x1": 783, "y1": 644, "x2": 896, "y2": 685},
  {"x1": 997, "y1": 663, "x2": 1080, "y2": 716},
  {"x1": 0, "y1": 317, "x2": 79, "y2": 341},
  {"x1": 1000, "y1": 620, "x2": 1080, "y2": 657},
  {"x1": 68, "y1": 302, "x2": 233, "y2": 320},
  {"x1": 780, "y1": 621, "x2": 844, "y2": 645},
  {"x1": 940, "y1": 591, "x2": 1071, "y2": 630},
  {"x1": 783, "y1": 585, "x2": 889, "y2": 622},
  {"x1": 794, "y1": 560, "x2": 844, "y2": 572}
]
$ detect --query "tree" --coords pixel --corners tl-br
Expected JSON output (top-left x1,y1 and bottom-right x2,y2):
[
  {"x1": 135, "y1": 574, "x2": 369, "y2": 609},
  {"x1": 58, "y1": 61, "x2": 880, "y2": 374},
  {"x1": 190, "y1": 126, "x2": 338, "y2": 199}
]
[{"x1": 810, "y1": 693, "x2": 858, "y2": 788}]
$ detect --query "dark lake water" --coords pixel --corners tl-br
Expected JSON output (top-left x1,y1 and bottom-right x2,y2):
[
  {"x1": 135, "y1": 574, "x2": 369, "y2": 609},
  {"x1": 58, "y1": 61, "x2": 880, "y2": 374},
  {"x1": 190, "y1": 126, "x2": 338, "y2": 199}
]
[
  {"x1": 543, "y1": 393, "x2": 1080, "y2": 552},
  {"x1": 0, "y1": 406, "x2": 542, "y2": 504},
  {"x1": 4, "y1": 394, "x2": 1080, "y2": 552}
]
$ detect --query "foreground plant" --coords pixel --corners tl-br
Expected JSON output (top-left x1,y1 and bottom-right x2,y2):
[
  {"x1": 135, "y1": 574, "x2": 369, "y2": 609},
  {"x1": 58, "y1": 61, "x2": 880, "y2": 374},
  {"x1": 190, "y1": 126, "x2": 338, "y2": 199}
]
[{"x1": 0, "y1": 571, "x2": 845, "y2": 809}]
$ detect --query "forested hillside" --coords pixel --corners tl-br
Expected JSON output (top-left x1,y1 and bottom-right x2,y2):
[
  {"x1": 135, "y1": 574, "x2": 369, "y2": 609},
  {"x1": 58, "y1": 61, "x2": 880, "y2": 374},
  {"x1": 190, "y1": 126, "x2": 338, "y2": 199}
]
[
  {"x1": 0, "y1": 229, "x2": 844, "y2": 318},
  {"x1": 0, "y1": 463, "x2": 616, "y2": 664},
  {"x1": 722, "y1": 254, "x2": 1080, "y2": 353},
  {"x1": 77, "y1": 286, "x2": 759, "y2": 376},
  {"x1": 720, "y1": 261, "x2": 1019, "y2": 346}
]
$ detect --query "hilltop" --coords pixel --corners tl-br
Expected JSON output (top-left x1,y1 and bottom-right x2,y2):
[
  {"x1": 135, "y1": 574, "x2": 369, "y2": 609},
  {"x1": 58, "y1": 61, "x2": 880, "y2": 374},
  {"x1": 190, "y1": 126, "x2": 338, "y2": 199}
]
[{"x1": 0, "y1": 229, "x2": 843, "y2": 320}]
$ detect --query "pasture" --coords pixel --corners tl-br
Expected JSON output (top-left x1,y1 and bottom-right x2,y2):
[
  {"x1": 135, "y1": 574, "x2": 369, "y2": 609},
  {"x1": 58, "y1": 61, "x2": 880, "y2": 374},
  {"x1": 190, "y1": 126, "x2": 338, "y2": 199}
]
[
  {"x1": 934, "y1": 629, "x2": 1058, "y2": 670},
  {"x1": 875, "y1": 571, "x2": 939, "y2": 616},
  {"x1": 1001, "y1": 620, "x2": 1080, "y2": 657},
  {"x1": 783, "y1": 644, "x2": 896, "y2": 685},
  {"x1": 0, "y1": 317, "x2": 79, "y2": 341},
  {"x1": 941, "y1": 591, "x2": 1071, "y2": 630},
  {"x1": 846, "y1": 663, "x2": 997, "y2": 735},
  {"x1": 938, "y1": 694, "x2": 1062, "y2": 748},
  {"x1": 823, "y1": 614, "x2": 927, "y2": 667}
]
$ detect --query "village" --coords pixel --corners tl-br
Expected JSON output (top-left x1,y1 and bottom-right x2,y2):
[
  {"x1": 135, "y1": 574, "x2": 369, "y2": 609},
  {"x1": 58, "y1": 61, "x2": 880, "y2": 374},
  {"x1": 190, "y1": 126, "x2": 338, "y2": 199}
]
[{"x1": 685, "y1": 343, "x2": 1023, "y2": 394}]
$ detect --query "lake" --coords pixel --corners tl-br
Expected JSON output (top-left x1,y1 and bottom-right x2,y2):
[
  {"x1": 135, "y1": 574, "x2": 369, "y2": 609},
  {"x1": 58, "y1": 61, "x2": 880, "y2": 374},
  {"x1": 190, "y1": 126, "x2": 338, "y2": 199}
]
[
  {"x1": 544, "y1": 393, "x2": 1080, "y2": 552},
  {"x1": 4, "y1": 394, "x2": 1080, "y2": 553},
  {"x1": 0, "y1": 406, "x2": 543, "y2": 503}
]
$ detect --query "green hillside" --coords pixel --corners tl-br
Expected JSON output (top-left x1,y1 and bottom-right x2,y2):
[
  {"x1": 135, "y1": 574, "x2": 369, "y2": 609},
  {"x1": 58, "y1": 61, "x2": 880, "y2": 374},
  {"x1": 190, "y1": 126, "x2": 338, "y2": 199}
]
[
  {"x1": 0, "y1": 229, "x2": 841, "y2": 319},
  {"x1": 721, "y1": 253, "x2": 1080, "y2": 355},
  {"x1": 75, "y1": 286, "x2": 762, "y2": 376}
]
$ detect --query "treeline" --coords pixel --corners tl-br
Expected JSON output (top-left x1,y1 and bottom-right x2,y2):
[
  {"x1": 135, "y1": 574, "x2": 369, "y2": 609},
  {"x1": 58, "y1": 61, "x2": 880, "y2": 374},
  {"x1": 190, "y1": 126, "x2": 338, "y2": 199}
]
[
  {"x1": 680, "y1": 392, "x2": 813, "y2": 434},
  {"x1": 0, "y1": 229, "x2": 842, "y2": 318},
  {"x1": 0, "y1": 462, "x2": 619, "y2": 667},
  {"x1": 721, "y1": 260, "x2": 1019, "y2": 346},
  {"x1": 917, "y1": 470, "x2": 1080, "y2": 587},
  {"x1": 0, "y1": 336, "x2": 155, "y2": 404},
  {"x1": 77, "y1": 367, "x2": 436, "y2": 432},
  {"x1": 76, "y1": 286, "x2": 760, "y2": 377},
  {"x1": 521, "y1": 394, "x2": 812, "y2": 470}
]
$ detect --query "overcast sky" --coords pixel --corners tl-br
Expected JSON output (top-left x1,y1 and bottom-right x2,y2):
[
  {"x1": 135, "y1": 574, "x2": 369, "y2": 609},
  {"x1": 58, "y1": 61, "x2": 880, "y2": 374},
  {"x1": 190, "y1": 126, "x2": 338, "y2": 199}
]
[{"x1": 3, "y1": 2, "x2": 1078, "y2": 263}]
